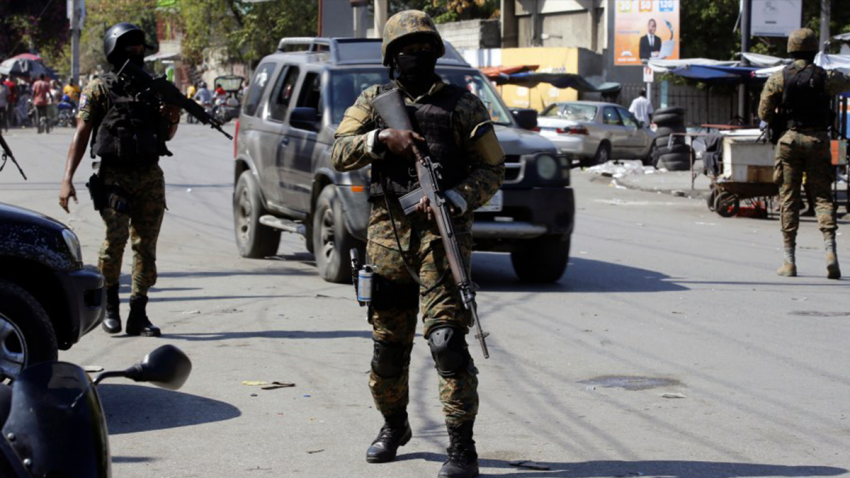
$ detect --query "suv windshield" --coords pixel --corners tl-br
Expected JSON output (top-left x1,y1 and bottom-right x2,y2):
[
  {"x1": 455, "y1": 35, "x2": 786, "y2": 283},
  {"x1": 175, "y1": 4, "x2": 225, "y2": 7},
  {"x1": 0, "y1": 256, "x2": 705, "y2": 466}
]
[{"x1": 329, "y1": 68, "x2": 513, "y2": 126}]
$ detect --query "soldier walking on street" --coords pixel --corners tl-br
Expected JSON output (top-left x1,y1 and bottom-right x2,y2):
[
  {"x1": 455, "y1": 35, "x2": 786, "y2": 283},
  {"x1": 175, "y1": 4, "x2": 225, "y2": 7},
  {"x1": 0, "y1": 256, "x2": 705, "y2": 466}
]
[
  {"x1": 758, "y1": 28, "x2": 850, "y2": 279},
  {"x1": 58, "y1": 23, "x2": 181, "y2": 336},
  {"x1": 332, "y1": 10, "x2": 504, "y2": 478}
]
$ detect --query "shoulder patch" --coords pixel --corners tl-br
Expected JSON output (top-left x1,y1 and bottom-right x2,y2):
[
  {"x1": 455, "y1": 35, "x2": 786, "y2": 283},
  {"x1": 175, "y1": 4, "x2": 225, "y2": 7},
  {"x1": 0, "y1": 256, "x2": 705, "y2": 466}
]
[{"x1": 79, "y1": 93, "x2": 87, "y2": 108}]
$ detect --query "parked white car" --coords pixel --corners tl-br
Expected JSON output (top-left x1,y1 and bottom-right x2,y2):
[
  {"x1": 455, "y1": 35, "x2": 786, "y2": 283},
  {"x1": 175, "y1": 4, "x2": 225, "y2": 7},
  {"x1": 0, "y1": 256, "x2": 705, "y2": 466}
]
[{"x1": 537, "y1": 101, "x2": 656, "y2": 166}]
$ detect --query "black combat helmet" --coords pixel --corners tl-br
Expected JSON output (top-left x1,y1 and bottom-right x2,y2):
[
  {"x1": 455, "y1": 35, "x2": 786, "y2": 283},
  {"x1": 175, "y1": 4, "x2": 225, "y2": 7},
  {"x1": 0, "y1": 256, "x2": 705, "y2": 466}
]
[{"x1": 103, "y1": 23, "x2": 147, "y2": 65}]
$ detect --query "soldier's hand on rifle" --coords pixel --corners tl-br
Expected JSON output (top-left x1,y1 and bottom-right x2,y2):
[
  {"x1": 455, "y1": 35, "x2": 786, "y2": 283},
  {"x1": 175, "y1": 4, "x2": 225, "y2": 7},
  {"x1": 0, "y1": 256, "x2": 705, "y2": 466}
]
[
  {"x1": 378, "y1": 128, "x2": 423, "y2": 161},
  {"x1": 414, "y1": 195, "x2": 458, "y2": 221},
  {"x1": 59, "y1": 179, "x2": 77, "y2": 213}
]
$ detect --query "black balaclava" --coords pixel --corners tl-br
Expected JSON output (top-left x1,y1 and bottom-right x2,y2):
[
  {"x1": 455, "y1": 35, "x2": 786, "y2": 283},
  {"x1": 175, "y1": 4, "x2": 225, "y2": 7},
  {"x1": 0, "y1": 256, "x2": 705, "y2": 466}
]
[{"x1": 393, "y1": 41, "x2": 438, "y2": 94}]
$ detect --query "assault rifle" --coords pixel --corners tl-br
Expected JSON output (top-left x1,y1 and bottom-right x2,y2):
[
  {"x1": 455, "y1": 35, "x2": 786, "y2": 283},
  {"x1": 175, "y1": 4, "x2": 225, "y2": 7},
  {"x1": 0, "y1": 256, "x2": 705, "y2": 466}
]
[
  {"x1": 0, "y1": 132, "x2": 27, "y2": 180},
  {"x1": 117, "y1": 60, "x2": 233, "y2": 140},
  {"x1": 372, "y1": 88, "x2": 490, "y2": 359}
]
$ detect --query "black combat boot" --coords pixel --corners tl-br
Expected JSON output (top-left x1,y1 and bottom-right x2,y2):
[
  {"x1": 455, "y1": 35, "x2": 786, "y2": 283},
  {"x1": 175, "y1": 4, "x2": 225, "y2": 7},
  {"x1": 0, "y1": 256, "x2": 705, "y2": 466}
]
[
  {"x1": 439, "y1": 421, "x2": 479, "y2": 478},
  {"x1": 366, "y1": 411, "x2": 412, "y2": 463},
  {"x1": 125, "y1": 295, "x2": 161, "y2": 337},
  {"x1": 101, "y1": 285, "x2": 122, "y2": 334}
]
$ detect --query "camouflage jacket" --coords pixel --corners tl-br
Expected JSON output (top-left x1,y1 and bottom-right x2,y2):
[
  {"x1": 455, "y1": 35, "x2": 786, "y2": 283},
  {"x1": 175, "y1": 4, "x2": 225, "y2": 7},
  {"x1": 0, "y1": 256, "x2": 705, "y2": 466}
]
[
  {"x1": 332, "y1": 79, "x2": 505, "y2": 250},
  {"x1": 77, "y1": 77, "x2": 110, "y2": 124},
  {"x1": 758, "y1": 59, "x2": 850, "y2": 125}
]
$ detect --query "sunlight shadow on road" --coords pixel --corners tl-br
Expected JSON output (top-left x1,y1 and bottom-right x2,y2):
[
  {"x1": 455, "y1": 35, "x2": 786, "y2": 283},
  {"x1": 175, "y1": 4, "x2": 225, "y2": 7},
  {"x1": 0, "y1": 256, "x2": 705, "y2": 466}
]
[
  {"x1": 98, "y1": 384, "x2": 241, "y2": 435},
  {"x1": 396, "y1": 453, "x2": 846, "y2": 478},
  {"x1": 165, "y1": 330, "x2": 373, "y2": 341},
  {"x1": 472, "y1": 254, "x2": 688, "y2": 293}
]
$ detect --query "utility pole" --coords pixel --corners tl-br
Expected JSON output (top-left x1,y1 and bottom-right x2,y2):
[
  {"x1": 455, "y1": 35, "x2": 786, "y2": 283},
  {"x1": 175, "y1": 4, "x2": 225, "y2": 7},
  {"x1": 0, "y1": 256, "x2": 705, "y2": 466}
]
[
  {"x1": 820, "y1": 0, "x2": 830, "y2": 52},
  {"x1": 374, "y1": 0, "x2": 388, "y2": 38},
  {"x1": 739, "y1": 0, "x2": 752, "y2": 122},
  {"x1": 70, "y1": 0, "x2": 82, "y2": 84}
]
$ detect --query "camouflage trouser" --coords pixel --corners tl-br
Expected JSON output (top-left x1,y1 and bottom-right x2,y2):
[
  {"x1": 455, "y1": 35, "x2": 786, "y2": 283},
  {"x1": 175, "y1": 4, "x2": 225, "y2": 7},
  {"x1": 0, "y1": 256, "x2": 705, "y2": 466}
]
[
  {"x1": 98, "y1": 163, "x2": 166, "y2": 296},
  {"x1": 366, "y1": 232, "x2": 478, "y2": 427},
  {"x1": 775, "y1": 131, "x2": 837, "y2": 246}
]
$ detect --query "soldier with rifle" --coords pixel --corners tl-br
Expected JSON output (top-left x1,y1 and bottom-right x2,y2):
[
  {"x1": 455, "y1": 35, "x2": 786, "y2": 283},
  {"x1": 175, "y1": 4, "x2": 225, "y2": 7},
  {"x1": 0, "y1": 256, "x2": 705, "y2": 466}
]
[
  {"x1": 332, "y1": 10, "x2": 504, "y2": 478},
  {"x1": 759, "y1": 28, "x2": 850, "y2": 279},
  {"x1": 58, "y1": 23, "x2": 228, "y2": 338}
]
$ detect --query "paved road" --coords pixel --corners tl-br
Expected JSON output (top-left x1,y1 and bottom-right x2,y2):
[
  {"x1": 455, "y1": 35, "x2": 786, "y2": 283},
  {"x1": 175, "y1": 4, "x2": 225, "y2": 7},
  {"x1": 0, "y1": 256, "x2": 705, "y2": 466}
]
[{"x1": 2, "y1": 125, "x2": 848, "y2": 478}]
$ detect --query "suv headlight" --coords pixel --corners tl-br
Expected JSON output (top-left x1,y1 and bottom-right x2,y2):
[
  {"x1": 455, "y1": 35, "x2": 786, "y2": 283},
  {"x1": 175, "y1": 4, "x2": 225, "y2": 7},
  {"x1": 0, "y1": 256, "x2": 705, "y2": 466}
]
[
  {"x1": 535, "y1": 154, "x2": 558, "y2": 180},
  {"x1": 62, "y1": 229, "x2": 83, "y2": 263}
]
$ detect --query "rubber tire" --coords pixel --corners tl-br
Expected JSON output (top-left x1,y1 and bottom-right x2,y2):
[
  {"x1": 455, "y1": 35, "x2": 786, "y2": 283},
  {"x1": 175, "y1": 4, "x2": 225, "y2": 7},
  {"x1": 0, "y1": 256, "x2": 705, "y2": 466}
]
[
  {"x1": 587, "y1": 142, "x2": 611, "y2": 166},
  {"x1": 511, "y1": 235, "x2": 570, "y2": 283},
  {"x1": 715, "y1": 192, "x2": 739, "y2": 217},
  {"x1": 652, "y1": 113, "x2": 684, "y2": 126},
  {"x1": 313, "y1": 185, "x2": 361, "y2": 284},
  {"x1": 655, "y1": 144, "x2": 692, "y2": 156},
  {"x1": 656, "y1": 152, "x2": 690, "y2": 171},
  {"x1": 707, "y1": 188, "x2": 717, "y2": 212},
  {"x1": 654, "y1": 106, "x2": 685, "y2": 116},
  {"x1": 0, "y1": 279, "x2": 58, "y2": 381},
  {"x1": 233, "y1": 171, "x2": 281, "y2": 258},
  {"x1": 655, "y1": 125, "x2": 687, "y2": 138},
  {"x1": 655, "y1": 135, "x2": 686, "y2": 148}
]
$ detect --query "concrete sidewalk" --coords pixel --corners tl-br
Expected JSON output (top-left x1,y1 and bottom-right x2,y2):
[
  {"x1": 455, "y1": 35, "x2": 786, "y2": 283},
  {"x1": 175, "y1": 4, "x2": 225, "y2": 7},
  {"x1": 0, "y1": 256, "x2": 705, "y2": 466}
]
[{"x1": 582, "y1": 160, "x2": 712, "y2": 200}]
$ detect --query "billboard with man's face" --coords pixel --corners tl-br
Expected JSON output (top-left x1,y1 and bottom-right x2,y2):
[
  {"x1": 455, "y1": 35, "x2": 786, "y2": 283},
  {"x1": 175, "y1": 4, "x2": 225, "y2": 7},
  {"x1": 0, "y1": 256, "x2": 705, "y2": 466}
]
[{"x1": 614, "y1": 0, "x2": 680, "y2": 66}]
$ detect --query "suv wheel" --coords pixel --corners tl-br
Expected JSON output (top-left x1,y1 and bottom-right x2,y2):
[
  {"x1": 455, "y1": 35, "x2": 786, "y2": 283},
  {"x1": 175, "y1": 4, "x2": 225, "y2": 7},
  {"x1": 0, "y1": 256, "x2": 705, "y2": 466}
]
[
  {"x1": 0, "y1": 279, "x2": 58, "y2": 381},
  {"x1": 313, "y1": 185, "x2": 361, "y2": 284},
  {"x1": 510, "y1": 235, "x2": 570, "y2": 283},
  {"x1": 233, "y1": 171, "x2": 281, "y2": 258}
]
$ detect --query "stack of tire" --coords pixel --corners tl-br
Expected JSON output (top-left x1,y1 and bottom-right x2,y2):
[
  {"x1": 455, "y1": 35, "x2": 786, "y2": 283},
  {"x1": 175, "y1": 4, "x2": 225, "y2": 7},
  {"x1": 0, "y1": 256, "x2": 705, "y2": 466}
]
[{"x1": 651, "y1": 107, "x2": 691, "y2": 171}]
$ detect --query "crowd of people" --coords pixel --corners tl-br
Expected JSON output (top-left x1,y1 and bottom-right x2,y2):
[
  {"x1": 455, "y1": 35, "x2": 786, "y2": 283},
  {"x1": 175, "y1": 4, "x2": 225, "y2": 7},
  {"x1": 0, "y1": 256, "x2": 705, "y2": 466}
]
[{"x1": 0, "y1": 73, "x2": 81, "y2": 132}]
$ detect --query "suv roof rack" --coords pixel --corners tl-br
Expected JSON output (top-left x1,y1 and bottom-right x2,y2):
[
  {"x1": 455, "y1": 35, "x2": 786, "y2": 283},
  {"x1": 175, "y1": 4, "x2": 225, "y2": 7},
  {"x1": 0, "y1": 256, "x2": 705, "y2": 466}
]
[{"x1": 277, "y1": 37, "x2": 383, "y2": 63}]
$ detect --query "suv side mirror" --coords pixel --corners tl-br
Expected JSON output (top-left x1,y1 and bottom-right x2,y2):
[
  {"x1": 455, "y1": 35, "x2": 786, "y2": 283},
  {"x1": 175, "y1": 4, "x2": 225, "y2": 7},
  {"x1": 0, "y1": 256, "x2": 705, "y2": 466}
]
[
  {"x1": 290, "y1": 107, "x2": 320, "y2": 131},
  {"x1": 512, "y1": 109, "x2": 538, "y2": 130}
]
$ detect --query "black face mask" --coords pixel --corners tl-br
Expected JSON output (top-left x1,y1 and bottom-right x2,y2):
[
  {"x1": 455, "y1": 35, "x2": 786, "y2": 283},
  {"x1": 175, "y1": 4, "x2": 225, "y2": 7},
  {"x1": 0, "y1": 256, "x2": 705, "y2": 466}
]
[{"x1": 395, "y1": 50, "x2": 438, "y2": 91}]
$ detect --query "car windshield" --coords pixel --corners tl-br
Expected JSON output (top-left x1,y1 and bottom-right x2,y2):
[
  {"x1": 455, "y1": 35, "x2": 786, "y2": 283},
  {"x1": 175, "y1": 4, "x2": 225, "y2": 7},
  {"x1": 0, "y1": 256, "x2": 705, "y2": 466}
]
[
  {"x1": 329, "y1": 68, "x2": 513, "y2": 126},
  {"x1": 543, "y1": 103, "x2": 597, "y2": 122}
]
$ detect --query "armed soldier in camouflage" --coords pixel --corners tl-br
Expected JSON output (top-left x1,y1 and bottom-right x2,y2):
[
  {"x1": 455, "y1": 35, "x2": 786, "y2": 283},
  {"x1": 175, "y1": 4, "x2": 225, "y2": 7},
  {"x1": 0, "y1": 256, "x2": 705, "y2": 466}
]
[
  {"x1": 759, "y1": 28, "x2": 850, "y2": 280},
  {"x1": 59, "y1": 23, "x2": 181, "y2": 336},
  {"x1": 332, "y1": 10, "x2": 504, "y2": 478}
]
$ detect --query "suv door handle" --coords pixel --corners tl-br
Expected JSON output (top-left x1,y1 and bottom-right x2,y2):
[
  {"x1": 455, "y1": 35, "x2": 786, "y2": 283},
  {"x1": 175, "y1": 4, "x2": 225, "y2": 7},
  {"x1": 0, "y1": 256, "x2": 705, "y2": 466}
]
[{"x1": 280, "y1": 137, "x2": 290, "y2": 146}]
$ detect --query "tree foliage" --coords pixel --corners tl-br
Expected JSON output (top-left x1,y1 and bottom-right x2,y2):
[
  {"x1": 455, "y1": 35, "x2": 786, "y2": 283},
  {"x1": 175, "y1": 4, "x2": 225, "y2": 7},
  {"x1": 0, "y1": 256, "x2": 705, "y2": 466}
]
[
  {"x1": 178, "y1": 0, "x2": 317, "y2": 66},
  {"x1": 78, "y1": 0, "x2": 158, "y2": 75},
  {"x1": 0, "y1": 1, "x2": 70, "y2": 60},
  {"x1": 390, "y1": 0, "x2": 498, "y2": 23},
  {"x1": 681, "y1": 0, "x2": 850, "y2": 60}
]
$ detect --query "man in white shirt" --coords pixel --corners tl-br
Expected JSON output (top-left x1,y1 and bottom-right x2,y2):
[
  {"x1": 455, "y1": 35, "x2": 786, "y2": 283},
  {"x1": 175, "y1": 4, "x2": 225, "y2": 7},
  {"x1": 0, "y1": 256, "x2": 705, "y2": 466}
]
[{"x1": 629, "y1": 89, "x2": 654, "y2": 125}]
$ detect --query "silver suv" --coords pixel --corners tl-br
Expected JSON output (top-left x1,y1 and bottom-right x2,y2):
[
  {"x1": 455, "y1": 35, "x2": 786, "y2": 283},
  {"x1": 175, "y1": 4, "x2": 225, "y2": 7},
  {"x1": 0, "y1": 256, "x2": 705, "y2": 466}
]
[{"x1": 232, "y1": 38, "x2": 575, "y2": 283}]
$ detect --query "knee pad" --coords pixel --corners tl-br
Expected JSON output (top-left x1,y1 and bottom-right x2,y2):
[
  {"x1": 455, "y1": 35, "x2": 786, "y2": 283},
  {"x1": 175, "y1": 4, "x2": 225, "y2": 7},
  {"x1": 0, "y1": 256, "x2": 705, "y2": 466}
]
[
  {"x1": 427, "y1": 326, "x2": 470, "y2": 378},
  {"x1": 371, "y1": 340, "x2": 411, "y2": 378}
]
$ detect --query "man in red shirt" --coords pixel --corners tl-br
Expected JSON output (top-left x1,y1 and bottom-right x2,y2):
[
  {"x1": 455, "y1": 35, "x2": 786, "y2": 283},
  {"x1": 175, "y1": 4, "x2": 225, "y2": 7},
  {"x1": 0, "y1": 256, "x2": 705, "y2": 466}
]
[
  {"x1": 32, "y1": 74, "x2": 53, "y2": 133},
  {"x1": 2, "y1": 76, "x2": 16, "y2": 128}
]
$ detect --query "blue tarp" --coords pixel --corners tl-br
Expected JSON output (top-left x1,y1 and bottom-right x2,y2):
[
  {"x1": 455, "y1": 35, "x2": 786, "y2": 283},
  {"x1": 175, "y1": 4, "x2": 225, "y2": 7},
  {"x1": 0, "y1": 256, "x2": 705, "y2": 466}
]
[
  {"x1": 493, "y1": 72, "x2": 621, "y2": 94},
  {"x1": 667, "y1": 65, "x2": 763, "y2": 83}
]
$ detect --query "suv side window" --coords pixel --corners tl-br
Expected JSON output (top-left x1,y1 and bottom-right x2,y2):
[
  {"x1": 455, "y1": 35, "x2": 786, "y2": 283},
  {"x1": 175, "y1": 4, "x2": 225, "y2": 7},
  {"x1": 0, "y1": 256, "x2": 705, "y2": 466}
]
[
  {"x1": 296, "y1": 72, "x2": 322, "y2": 111},
  {"x1": 602, "y1": 106, "x2": 622, "y2": 125},
  {"x1": 243, "y1": 62, "x2": 276, "y2": 116},
  {"x1": 267, "y1": 65, "x2": 300, "y2": 122}
]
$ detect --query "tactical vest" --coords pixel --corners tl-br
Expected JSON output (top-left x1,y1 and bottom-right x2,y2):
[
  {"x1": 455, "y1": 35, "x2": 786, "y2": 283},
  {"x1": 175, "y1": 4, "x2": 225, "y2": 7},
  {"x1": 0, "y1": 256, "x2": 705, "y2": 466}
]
[
  {"x1": 781, "y1": 63, "x2": 832, "y2": 130},
  {"x1": 92, "y1": 72, "x2": 163, "y2": 166},
  {"x1": 370, "y1": 82, "x2": 468, "y2": 198}
]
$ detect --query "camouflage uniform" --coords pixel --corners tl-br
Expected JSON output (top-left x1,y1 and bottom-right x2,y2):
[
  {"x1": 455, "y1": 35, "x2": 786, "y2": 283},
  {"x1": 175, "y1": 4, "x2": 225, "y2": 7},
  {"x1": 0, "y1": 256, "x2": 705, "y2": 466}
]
[
  {"x1": 333, "y1": 78, "x2": 504, "y2": 426},
  {"x1": 78, "y1": 78, "x2": 166, "y2": 296},
  {"x1": 758, "y1": 29, "x2": 850, "y2": 278}
]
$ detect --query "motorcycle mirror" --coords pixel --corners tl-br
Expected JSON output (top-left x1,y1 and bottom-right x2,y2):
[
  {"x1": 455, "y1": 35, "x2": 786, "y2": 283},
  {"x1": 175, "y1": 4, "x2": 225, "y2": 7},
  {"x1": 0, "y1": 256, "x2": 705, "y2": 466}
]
[{"x1": 122, "y1": 345, "x2": 192, "y2": 390}]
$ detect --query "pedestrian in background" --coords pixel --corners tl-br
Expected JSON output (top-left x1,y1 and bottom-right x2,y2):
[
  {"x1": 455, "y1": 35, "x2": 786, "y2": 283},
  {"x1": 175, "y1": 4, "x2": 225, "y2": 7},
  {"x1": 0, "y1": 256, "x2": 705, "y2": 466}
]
[
  {"x1": 32, "y1": 74, "x2": 52, "y2": 133},
  {"x1": 2, "y1": 76, "x2": 16, "y2": 128},
  {"x1": 758, "y1": 28, "x2": 850, "y2": 279},
  {"x1": 0, "y1": 78, "x2": 8, "y2": 132},
  {"x1": 64, "y1": 78, "x2": 81, "y2": 103},
  {"x1": 59, "y1": 23, "x2": 181, "y2": 337},
  {"x1": 629, "y1": 89, "x2": 653, "y2": 125}
]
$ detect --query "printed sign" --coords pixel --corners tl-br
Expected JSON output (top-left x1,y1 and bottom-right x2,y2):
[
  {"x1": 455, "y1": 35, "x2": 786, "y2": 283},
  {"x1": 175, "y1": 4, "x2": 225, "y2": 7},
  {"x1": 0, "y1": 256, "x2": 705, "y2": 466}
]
[
  {"x1": 751, "y1": 0, "x2": 802, "y2": 37},
  {"x1": 614, "y1": 0, "x2": 680, "y2": 66}
]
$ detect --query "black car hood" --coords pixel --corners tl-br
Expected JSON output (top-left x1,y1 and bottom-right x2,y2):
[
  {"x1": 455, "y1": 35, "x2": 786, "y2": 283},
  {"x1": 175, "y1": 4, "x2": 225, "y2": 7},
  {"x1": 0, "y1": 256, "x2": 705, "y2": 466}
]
[
  {"x1": 0, "y1": 202, "x2": 68, "y2": 233},
  {"x1": 494, "y1": 125, "x2": 556, "y2": 156}
]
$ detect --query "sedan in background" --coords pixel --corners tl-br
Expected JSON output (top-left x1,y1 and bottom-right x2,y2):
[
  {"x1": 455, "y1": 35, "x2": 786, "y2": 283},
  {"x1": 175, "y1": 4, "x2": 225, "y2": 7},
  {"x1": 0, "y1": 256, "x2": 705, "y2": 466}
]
[{"x1": 537, "y1": 101, "x2": 655, "y2": 166}]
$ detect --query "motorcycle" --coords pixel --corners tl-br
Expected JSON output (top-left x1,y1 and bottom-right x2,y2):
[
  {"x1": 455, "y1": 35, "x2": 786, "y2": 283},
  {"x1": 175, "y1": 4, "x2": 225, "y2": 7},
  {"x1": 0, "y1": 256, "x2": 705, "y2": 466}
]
[
  {"x1": 57, "y1": 94, "x2": 77, "y2": 128},
  {"x1": 0, "y1": 345, "x2": 192, "y2": 477}
]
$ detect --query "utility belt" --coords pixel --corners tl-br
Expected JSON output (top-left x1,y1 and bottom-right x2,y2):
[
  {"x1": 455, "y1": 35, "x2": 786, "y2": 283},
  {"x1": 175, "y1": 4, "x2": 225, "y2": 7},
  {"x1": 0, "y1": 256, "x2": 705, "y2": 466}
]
[
  {"x1": 350, "y1": 249, "x2": 419, "y2": 310},
  {"x1": 86, "y1": 160, "x2": 145, "y2": 214}
]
